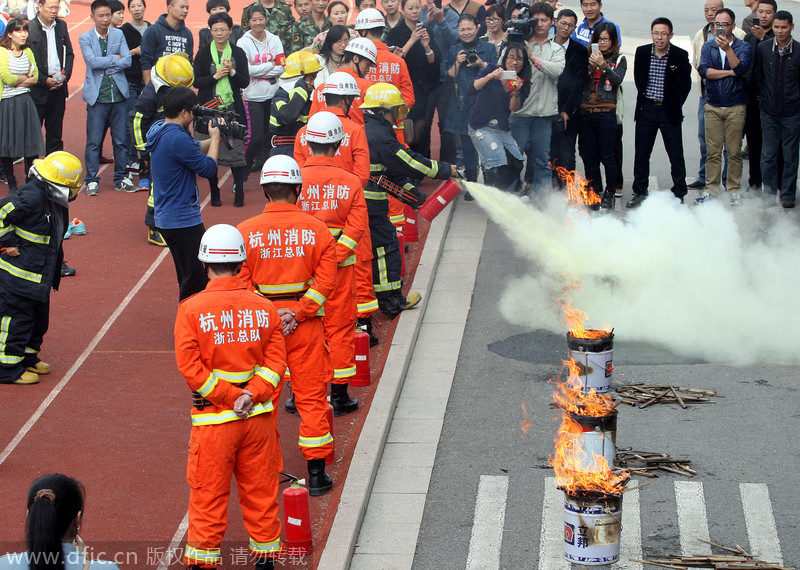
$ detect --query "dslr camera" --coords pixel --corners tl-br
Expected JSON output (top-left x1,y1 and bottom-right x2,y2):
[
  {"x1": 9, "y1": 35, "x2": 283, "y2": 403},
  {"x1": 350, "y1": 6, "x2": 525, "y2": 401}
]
[
  {"x1": 192, "y1": 103, "x2": 248, "y2": 150},
  {"x1": 504, "y1": 6, "x2": 535, "y2": 44},
  {"x1": 465, "y1": 47, "x2": 479, "y2": 64}
]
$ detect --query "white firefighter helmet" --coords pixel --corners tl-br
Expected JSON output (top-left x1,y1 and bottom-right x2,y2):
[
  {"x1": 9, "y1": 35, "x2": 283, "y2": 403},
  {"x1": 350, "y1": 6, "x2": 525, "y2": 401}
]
[
  {"x1": 321, "y1": 71, "x2": 361, "y2": 96},
  {"x1": 304, "y1": 111, "x2": 345, "y2": 144},
  {"x1": 260, "y1": 154, "x2": 303, "y2": 185},
  {"x1": 354, "y1": 8, "x2": 385, "y2": 30},
  {"x1": 344, "y1": 37, "x2": 378, "y2": 64},
  {"x1": 198, "y1": 224, "x2": 247, "y2": 263}
]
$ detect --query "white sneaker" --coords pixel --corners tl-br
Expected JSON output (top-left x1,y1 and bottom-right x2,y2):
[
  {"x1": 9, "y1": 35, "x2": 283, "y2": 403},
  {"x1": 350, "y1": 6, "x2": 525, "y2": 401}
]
[
  {"x1": 115, "y1": 177, "x2": 136, "y2": 193},
  {"x1": 729, "y1": 192, "x2": 741, "y2": 205},
  {"x1": 86, "y1": 182, "x2": 99, "y2": 196},
  {"x1": 695, "y1": 191, "x2": 713, "y2": 204}
]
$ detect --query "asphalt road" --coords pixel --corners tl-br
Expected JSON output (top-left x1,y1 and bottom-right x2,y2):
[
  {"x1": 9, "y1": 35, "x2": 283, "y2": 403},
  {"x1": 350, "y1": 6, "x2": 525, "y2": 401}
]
[{"x1": 413, "y1": 0, "x2": 800, "y2": 567}]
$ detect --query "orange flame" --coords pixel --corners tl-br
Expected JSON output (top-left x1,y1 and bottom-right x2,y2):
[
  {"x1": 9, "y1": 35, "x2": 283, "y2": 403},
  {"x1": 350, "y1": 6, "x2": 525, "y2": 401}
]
[
  {"x1": 559, "y1": 283, "x2": 612, "y2": 339},
  {"x1": 555, "y1": 166, "x2": 600, "y2": 207},
  {"x1": 553, "y1": 358, "x2": 615, "y2": 416},
  {"x1": 550, "y1": 415, "x2": 628, "y2": 495},
  {"x1": 520, "y1": 402, "x2": 532, "y2": 438}
]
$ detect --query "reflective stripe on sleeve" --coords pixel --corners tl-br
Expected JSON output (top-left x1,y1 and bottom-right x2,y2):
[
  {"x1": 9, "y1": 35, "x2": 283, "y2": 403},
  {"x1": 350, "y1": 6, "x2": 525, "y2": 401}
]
[
  {"x1": 338, "y1": 234, "x2": 357, "y2": 250},
  {"x1": 396, "y1": 148, "x2": 439, "y2": 178},
  {"x1": 338, "y1": 254, "x2": 356, "y2": 267},
  {"x1": 304, "y1": 288, "x2": 326, "y2": 306}
]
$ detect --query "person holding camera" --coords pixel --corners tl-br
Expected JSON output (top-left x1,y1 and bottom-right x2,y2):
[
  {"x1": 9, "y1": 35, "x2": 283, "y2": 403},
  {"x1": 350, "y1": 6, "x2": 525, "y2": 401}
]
[
  {"x1": 442, "y1": 13, "x2": 497, "y2": 183},
  {"x1": 507, "y1": 1, "x2": 564, "y2": 197},
  {"x1": 468, "y1": 43, "x2": 527, "y2": 192},
  {"x1": 146, "y1": 86, "x2": 221, "y2": 301},
  {"x1": 696, "y1": 7, "x2": 751, "y2": 205},
  {"x1": 193, "y1": 12, "x2": 251, "y2": 207},
  {"x1": 578, "y1": 21, "x2": 625, "y2": 209}
]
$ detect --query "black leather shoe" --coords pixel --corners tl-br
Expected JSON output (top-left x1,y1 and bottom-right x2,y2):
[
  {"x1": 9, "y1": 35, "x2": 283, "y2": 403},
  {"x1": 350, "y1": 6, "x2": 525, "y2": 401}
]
[
  {"x1": 687, "y1": 180, "x2": 705, "y2": 189},
  {"x1": 61, "y1": 261, "x2": 76, "y2": 277},
  {"x1": 307, "y1": 458, "x2": 333, "y2": 496},
  {"x1": 626, "y1": 194, "x2": 647, "y2": 208}
]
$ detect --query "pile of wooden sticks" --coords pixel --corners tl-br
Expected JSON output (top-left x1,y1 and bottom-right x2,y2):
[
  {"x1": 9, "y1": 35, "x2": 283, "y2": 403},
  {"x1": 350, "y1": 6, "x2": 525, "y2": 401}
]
[
  {"x1": 631, "y1": 539, "x2": 793, "y2": 568},
  {"x1": 615, "y1": 450, "x2": 696, "y2": 478},
  {"x1": 614, "y1": 385, "x2": 723, "y2": 408}
]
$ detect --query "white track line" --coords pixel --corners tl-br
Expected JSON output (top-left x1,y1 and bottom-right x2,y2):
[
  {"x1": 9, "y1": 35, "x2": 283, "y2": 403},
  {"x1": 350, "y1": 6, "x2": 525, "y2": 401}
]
[
  {"x1": 0, "y1": 173, "x2": 225, "y2": 467},
  {"x1": 156, "y1": 511, "x2": 190, "y2": 570},
  {"x1": 538, "y1": 477, "x2": 564, "y2": 570},
  {"x1": 740, "y1": 483, "x2": 783, "y2": 565},
  {"x1": 466, "y1": 475, "x2": 509, "y2": 570},
  {"x1": 618, "y1": 479, "x2": 642, "y2": 570},
  {"x1": 674, "y1": 481, "x2": 711, "y2": 556}
]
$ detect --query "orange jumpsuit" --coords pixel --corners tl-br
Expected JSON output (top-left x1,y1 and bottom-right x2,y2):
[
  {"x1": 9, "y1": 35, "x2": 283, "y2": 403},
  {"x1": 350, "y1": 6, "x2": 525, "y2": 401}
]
[
  {"x1": 294, "y1": 107, "x2": 378, "y2": 318},
  {"x1": 299, "y1": 155, "x2": 367, "y2": 384},
  {"x1": 238, "y1": 203, "x2": 337, "y2": 460},
  {"x1": 365, "y1": 41, "x2": 417, "y2": 227},
  {"x1": 175, "y1": 276, "x2": 287, "y2": 568},
  {"x1": 308, "y1": 67, "x2": 372, "y2": 126}
]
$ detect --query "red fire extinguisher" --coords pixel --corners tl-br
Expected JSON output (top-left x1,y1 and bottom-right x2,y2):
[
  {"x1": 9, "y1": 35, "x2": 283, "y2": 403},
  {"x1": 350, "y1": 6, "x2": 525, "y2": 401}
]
[
  {"x1": 397, "y1": 228, "x2": 406, "y2": 278},
  {"x1": 351, "y1": 324, "x2": 371, "y2": 387},
  {"x1": 403, "y1": 204, "x2": 419, "y2": 242},
  {"x1": 282, "y1": 478, "x2": 312, "y2": 555},
  {"x1": 418, "y1": 179, "x2": 462, "y2": 221},
  {"x1": 326, "y1": 404, "x2": 334, "y2": 465}
]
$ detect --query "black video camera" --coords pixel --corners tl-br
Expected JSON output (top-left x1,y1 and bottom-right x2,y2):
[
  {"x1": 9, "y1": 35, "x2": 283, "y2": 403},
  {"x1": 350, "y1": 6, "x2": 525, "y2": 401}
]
[
  {"x1": 465, "y1": 47, "x2": 479, "y2": 64},
  {"x1": 504, "y1": 7, "x2": 535, "y2": 44},
  {"x1": 192, "y1": 104, "x2": 248, "y2": 150}
]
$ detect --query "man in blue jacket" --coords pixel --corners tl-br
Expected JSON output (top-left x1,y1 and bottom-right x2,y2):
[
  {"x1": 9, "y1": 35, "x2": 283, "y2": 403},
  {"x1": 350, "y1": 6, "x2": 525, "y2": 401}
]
[
  {"x1": 79, "y1": 0, "x2": 134, "y2": 195},
  {"x1": 146, "y1": 86, "x2": 221, "y2": 301},
  {"x1": 140, "y1": 0, "x2": 193, "y2": 84},
  {"x1": 697, "y1": 7, "x2": 751, "y2": 205}
]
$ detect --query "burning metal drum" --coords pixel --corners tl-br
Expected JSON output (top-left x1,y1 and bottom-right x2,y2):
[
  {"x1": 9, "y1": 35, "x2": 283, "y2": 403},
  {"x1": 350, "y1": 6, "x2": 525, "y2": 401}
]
[
  {"x1": 563, "y1": 490, "x2": 622, "y2": 565},
  {"x1": 567, "y1": 331, "x2": 614, "y2": 394},
  {"x1": 565, "y1": 409, "x2": 617, "y2": 471}
]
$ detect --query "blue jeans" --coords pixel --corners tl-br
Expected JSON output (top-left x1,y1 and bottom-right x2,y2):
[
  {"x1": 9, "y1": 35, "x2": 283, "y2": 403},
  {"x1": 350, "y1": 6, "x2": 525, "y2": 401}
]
[
  {"x1": 509, "y1": 114, "x2": 555, "y2": 193},
  {"x1": 85, "y1": 101, "x2": 129, "y2": 184},
  {"x1": 468, "y1": 123, "x2": 522, "y2": 170},
  {"x1": 697, "y1": 94, "x2": 727, "y2": 184},
  {"x1": 761, "y1": 110, "x2": 800, "y2": 201}
]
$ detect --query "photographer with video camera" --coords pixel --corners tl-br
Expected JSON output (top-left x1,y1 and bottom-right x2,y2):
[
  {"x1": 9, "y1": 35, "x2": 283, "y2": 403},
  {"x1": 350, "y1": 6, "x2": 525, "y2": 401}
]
[
  {"x1": 193, "y1": 11, "x2": 250, "y2": 207},
  {"x1": 442, "y1": 13, "x2": 497, "y2": 184},
  {"x1": 146, "y1": 86, "x2": 221, "y2": 301}
]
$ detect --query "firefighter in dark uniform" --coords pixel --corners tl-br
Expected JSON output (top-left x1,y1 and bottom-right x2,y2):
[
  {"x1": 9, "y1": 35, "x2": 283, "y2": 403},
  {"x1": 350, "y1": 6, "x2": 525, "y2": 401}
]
[
  {"x1": 0, "y1": 151, "x2": 83, "y2": 385},
  {"x1": 360, "y1": 83, "x2": 458, "y2": 317},
  {"x1": 132, "y1": 52, "x2": 194, "y2": 247},
  {"x1": 268, "y1": 51, "x2": 321, "y2": 157}
]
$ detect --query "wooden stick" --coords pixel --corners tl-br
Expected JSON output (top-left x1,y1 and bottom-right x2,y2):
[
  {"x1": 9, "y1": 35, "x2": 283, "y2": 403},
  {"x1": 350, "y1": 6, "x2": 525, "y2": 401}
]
[
  {"x1": 628, "y1": 559, "x2": 685, "y2": 569},
  {"x1": 670, "y1": 385, "x2": 687, "y2": 408},
  {"x1": 621, "y1": 482, "x2": 651, "y2": 493},
  {"x1": 639, "y1": 388, "x2": 671, "y2": 408}
]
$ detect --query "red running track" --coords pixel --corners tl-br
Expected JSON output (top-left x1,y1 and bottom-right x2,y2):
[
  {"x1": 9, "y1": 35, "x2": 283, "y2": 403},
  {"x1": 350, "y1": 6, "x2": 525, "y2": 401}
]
[{"x1": 0, "y1": 2, "x2": 441, "y2": 567}]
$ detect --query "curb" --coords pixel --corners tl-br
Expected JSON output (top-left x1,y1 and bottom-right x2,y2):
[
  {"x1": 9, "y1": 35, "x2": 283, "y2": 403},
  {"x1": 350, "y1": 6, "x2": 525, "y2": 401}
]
[{"x1": 316, "y1": 201, "x2": 457, "y2": 570}]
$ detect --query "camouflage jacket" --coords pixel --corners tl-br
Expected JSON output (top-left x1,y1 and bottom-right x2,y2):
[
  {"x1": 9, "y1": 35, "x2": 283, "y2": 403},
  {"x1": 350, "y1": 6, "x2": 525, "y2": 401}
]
[
  {"x1": 292, "y1": 14, "x2": 331, "y2": 53},
  {"x1": 241, "y1": 0, "x2": 295, "y2": 54}
]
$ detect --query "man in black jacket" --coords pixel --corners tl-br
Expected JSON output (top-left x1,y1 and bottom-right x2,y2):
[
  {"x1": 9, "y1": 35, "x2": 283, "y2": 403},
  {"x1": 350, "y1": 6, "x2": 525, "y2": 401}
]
[
  {"x1": 627, "y1": 17, "x2": 692, "y2": 207},
  {"x1": 27, "y1": 0, "x2": 75, "y2": 154},
  {"x1": 753, "y1": 10, "x2": 800, "y2": 207},
  {"x1": 550, "y1": 8, "x2": 588, "y2": 189}
]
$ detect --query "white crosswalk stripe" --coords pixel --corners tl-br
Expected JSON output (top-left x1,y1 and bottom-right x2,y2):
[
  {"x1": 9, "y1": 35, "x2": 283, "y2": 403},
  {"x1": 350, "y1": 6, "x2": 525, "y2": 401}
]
[
  {"x1": 538, "y1": 477, "x2": 566, "y2": 570},
  {"x1": 675, "y1": 481, "x2": 712, "y2": 555},
  {"x1": 466, "y1": 475, "x2": 509, "y2": 570},
  {"x1": 741, "y1": 483, "x2": 784, "y2": 565}
]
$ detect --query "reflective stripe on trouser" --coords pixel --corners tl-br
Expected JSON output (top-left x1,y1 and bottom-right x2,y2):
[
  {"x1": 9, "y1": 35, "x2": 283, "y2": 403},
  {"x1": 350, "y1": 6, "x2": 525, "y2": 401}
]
[
  {"x1": 355, "y1": 235, "x2": 378, "y2": 318},
  {"x1": 372, "y1": 246, "x2": 404, "y2": 315},
  {"x1": 279, "y1": 307, "x2": 334, "y2": 459},
  {"x1": 323, "y1": 264, "x2": 357, "y2": 385},
  {"x1": 388, "y1": 195, "x2": 406, "y2": 228},
  {"x1": 185, "y1": 413, "x2": 283, "y2": 568},
  {"x1": 0, "y1": 291, "x2": 49, "y2": 383}
]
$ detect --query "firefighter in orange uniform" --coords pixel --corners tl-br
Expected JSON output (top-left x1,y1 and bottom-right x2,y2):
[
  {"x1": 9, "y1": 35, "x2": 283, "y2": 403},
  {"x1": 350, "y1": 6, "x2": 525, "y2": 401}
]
[
  {"x1": 237, "y1": 155, "x2": 338, "y2": 496},
  {"x1": 175, "y1": 224, "x2": 286, "y2": 570},
  {"x1": 295, "y1": 73, "x2": 380, "y2": 343},
  {"x1": 297, "y1": 111, "x2": 367, "y2": 415},
  {"x1": 356, "y1": 9, "x2": 418, "y2": 229},
  {"x1": 308, "y1": 38, "x2": 377, "y2": 126}
]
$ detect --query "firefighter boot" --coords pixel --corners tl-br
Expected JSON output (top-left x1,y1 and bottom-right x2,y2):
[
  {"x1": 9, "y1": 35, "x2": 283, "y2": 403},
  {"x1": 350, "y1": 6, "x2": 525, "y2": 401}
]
[
  {"x1": 284, "y1": 383, "x2": 299, "y2": 416},
  {"x1": 357, "y1": 316, "x2": 379, "y2": 347},
  {"x1": 307, "y1": 458, "x2": 333, "y2": 497},
  {"x1": 330, "y1": 383, "x2": 358, "y2": 417}
]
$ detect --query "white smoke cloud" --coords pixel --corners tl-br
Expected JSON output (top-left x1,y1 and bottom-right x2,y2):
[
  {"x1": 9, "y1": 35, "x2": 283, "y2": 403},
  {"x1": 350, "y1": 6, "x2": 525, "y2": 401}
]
[{"x1": 465, "y1": 182, "x2": 800, "y2": 364}]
